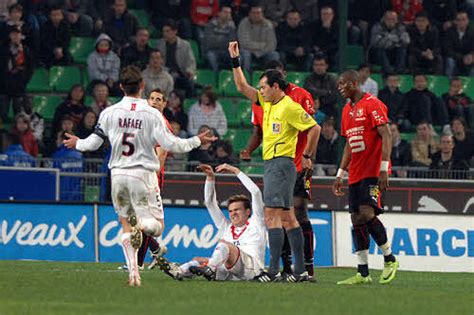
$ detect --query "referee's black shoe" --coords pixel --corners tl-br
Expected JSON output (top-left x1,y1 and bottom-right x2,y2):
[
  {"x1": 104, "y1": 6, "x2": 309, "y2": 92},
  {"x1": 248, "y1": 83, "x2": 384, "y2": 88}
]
[
  {"x1": 253, "y1": 271, "x2": 282, "y2": 282},
  {"x1": 284, "y1": 271, "x2": 311, "y2": 283}
]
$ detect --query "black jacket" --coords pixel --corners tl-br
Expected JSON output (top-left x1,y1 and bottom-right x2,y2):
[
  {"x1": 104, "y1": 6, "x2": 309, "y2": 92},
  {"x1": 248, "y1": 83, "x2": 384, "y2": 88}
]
[
  {"x1": 0, "y1": 42, "x2": 34, "y2": 95},
  {"x1": 391, "y1": 139, "x2": 412, "y2": 166},
  {"x1": 443, "y1": 26, "x2": 474, "y2": 62},
  {"x1": 103, "y1": 9, "x2": 138, "y2": 48},
  {"x1": 120, "y1": 44, "x2": 153, "y2": 70},
  {"x1": 402, "y1": 88, "x2": 449, "y2": 126},
  {"x1": 408, "y1": 24, "x2": 441, "y2": 58},
  {"x1": 276, "y1": 21, "x2": 310, "y2": 54},
  {"x1": 378, "y1": 87, "x2": 405, "y2": 121},
  {"x1": 303, "y1": 73, "x2": 339, "y2": 117}
]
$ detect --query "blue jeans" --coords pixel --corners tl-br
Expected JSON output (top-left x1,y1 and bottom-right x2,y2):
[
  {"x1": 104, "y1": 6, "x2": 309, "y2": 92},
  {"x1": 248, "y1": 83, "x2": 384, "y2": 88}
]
[
  {"x1": 240, "y1": 50, "x2": 280, "y2": 73},
  {"x1": 205, "y1": 50, "x2": 230, "y2": 72},
  {"x1": 445, "y1": 57, "x2": 474, "y2": 77}
]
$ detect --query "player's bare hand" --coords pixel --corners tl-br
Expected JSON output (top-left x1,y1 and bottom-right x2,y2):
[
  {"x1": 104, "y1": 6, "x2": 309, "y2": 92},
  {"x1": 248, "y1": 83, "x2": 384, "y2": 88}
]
[
  {"x1": 378, "y1": 171, "x2": 389, "y2": 192},
  {"x1": 197, "y1": 164, "x2": 215, "y2": 179},
  {"x1": 332, "y1": 177, "x2": 345, "y2": 197},
  {"x1": 216, "y1": 163, "x2": 239, "y2": 175},
  {"x1": 301, "y1": 157, "x2": 313, "y2": 172},
  {"x1": 240, "y1": 149, "x2": 251, "y2": 161},
  {"x1": 63, "y1": 133, "x2": 78, "y2": 149},
  {"x1": 228, "y1": 41, "x2": 239, "y2": 58},
  {"x1": 197, "y1": 130, "x2": 217, "y2": 145}
]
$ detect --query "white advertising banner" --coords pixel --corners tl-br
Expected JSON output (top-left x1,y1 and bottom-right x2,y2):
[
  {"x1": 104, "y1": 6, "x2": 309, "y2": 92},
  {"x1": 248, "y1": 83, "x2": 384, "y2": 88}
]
[{"x1": 334, "y1": 212, "x2": 474, "y2": 272}]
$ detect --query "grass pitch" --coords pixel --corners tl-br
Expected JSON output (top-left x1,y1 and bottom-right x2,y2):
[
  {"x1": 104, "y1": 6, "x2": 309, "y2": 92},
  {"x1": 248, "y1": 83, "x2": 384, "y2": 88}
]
[{"x1": 0, "y1": 261, "x2": 472, "y2": 315}]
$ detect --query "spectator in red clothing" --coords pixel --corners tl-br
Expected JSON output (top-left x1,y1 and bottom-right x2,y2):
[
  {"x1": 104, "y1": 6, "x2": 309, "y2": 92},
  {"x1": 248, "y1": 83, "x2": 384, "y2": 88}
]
[
  {"x1": 191, "y1": 0, "x2": 219, "y2": 44},
  {"x1": 11, "y1": 112, "x2": 38, "y2": 157},
  {"x1": 442, "y1": 77, "x2": 473, "y2": 125},
  {"x1": 391, "y1": 0, "x2": 423, "y2": 25}
]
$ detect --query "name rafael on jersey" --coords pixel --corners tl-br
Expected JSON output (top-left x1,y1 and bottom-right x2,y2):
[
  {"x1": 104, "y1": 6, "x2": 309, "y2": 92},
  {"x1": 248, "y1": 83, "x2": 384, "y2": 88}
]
[{"x1": 119, "y1": 118, "x2": 143, "y2": 129}]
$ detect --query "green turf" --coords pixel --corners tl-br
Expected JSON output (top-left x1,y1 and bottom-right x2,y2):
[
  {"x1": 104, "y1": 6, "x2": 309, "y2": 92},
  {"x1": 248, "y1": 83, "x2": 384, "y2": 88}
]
[{"x1": 0, "y1": 261, "x2": 472, "y2": 315}]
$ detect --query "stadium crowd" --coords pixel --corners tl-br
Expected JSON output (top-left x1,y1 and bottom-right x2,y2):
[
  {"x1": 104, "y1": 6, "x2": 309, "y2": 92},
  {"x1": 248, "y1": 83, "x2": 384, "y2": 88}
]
[{"x1": 0, "y1": 0, "x2": 473, "y2": 182}]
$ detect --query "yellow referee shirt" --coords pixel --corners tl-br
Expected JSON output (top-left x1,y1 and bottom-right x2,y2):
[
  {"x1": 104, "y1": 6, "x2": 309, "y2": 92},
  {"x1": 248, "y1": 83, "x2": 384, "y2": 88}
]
[{"x1": 257, "y1": 92, "x2": 317, "y2": 160}]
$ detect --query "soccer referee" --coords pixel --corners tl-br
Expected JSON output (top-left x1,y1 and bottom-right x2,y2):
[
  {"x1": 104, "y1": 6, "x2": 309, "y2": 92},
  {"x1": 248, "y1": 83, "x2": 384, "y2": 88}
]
[{"x1": 228, "y1": 42, "x2": 321, "y2": 282}]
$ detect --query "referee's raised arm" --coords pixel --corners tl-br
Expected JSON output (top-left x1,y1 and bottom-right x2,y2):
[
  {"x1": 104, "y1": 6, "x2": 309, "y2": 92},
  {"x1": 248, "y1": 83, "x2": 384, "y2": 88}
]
[{"x1": 228, "y1": 41, "x2": 258, "y2": 103}]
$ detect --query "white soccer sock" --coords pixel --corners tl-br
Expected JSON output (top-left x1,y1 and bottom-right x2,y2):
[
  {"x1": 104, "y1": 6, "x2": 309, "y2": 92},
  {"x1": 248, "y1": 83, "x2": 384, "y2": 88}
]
[
  {"x1": 180, "y1": 260, "x2": 200, "y2": 273},
  {"x1": 355, "y1": 249, "x2": 369, "y2": 265},
  {"x1": 380, "y1": 242, "x2": 392, "y2": 256},
  {"x1": 207, "y1": 242, "x2": 230, "y2": 270},
  {"x1": 121, "y1": 232, "x2": 139, "y2": 277}
]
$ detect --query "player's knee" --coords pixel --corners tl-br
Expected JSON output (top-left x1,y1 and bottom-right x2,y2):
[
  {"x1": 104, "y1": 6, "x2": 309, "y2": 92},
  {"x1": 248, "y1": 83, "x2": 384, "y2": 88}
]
[
  {"x1": 265, "y1": 214, "x2": 281, "y2": 228},
  {"x1": 141, "y1": 218, "x2": 163, "y2": 236}
]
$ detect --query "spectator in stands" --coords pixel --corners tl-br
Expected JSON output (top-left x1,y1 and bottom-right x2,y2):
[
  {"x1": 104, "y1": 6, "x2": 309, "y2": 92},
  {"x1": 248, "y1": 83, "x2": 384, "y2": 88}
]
[
  {"x1": 0, "y1": 3, "x2": 38, "y2": 52},
  {"x1": 423, "y1": 0, "x2": 457, "y2": 32},
  {"x1": 39, "y1": 5, "x2": 72, "y2": 67},
  {"x1": 313, "y1": 95, "x2": 326, "y2": 125},
  {"x1": 29, "y1": 111, "x2": 44, "y2": 146},
  {"x1": 315, "y1": 117, "x2": 344, "y2": 176},
  {"x1": 389, "y1": 122, "x2": 412, "y2": 177},
  {"x1": 188, "y1": 124, "x2": 216, "y2": 169},
  {"x1": 87, "y1": 0, "x2": 113, "y2": 34},
  {"x1": 401, "y1": 74, "x2": 449, "y2": 129},
  {"x1": 87, "y1": 33, "x2": 120, "y2": 95},
  {"x1": 308, "y1": 6, "x2": 338, "y2": 68},
  {"x1": 141, "y1": 50, "x2": 174, "y2": 98},
  {"x1": 303, "y1": 55, "x2": 339, "y2": 118},
  {"x1": 0, "y1": 132, "x2": 35, "y2": 167},
  {"x1": 157, "y1": 20, "x2": 196, "y2": 97},
  {"x1": 378, "y1": 73, "x2": 405, "y2": 124},
  {"x1": 188, "y1": 86, "x2": 227, "y2": 137},
  {"x1": 52, "y1": 132, "x2": 84, "y2": 201},
  {"x1": 202, "y1": 5, "x2": 236, "y2": 72},
  {"x1": 163, "y1": 90, "x2": 188, "y2": 133},
  {"x1": 411, "y1": 120, "x2": 439, "y2": 166},
  {"x1": 52, "y1": 85, "x2": 87, "y2": 136},
  {"x1": 89, "y1": 82, "x2": 111, "y2": 116},
  {"x1": 276, "y1": 9, "x2": 312, "y2": 71},
  {"x1": 150, "y1": 0, "x2": 192, "y2": 39},
  {"x1": 289, "y1": 0, "x2": 318, "y2": 23},
  {"x1": 76, "y1": 109, "x2": 105, "y2": 159},
  {"x1": 430, "y1": 134, "x2": 469, "y2": 178},
  {"x1": 190, "y1": 0, "x2": 219, "y2": 44},
  {"x1": 358, "y1": 63, "x2": 378, "y2": 96},
  {"x1": 443, "y1": 11, "x2": 474, "y2": 77},
  {"x1": 451, "y1": 116, "x2": 474, "y2": 163},
  {"x1": 120, "y1": 27, "x2": 152, "y2": 70},
  {"x1": 214, "y1": 139, "x2": 238, "y2": 166},
  {"x1": 261, "y1": 0, "x2": 292, "y2": 26},
  {"x1": 370, "y1": 11, "x2": 410, "y2": 74},
  {"x1": 0, "y1": 26, "x2": 33, "y2": 124},
  {"x1": 391, "y1": 0, "x2": 423, "y2": 25},
  {"x1": 442, "y1": 77, "x2": 473, "y2": 125},
  {"x1": 101, "y1": 0, "x2": 138, "y2": 51},
  {"x1": 11, "y1": 112, "x2": 37, "y2": 157},
  {"x1": 237, "y1": 5, "x2": 279, "y2": 73},
  {"x1": 62, "y1": 0, "x2": 93, "y2": 36},
  {"x1": 408, "y1": 12, "x2": 443, "y2": 74},
  {"x1": 0, "y1": 0, "x2": 16, "y2": 22}
]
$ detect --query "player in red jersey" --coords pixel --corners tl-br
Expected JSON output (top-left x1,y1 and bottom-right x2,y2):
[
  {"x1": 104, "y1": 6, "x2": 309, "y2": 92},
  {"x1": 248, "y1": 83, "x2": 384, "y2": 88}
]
[
  {"x1": 332, "y1": 70, "x2": 398, "y2": 285},
  {"x1": 240, "y1": 60, "x2": 318, "y2": 279}
]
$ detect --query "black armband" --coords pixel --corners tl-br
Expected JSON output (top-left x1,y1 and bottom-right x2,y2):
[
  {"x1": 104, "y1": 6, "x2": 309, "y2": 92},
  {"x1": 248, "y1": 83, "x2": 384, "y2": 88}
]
[{"x1": 231, "y1": 56, "x2": 241, "y2": 68}]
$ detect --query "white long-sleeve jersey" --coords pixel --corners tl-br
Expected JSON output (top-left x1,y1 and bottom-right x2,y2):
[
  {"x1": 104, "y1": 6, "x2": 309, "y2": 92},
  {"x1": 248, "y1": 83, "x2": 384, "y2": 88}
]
[
  {"x1": 204, "y1": 172, "x2": 266, "y2": 270},
  {"x1": 76, "y1": 96, "x2": 201, "y2": 171}
]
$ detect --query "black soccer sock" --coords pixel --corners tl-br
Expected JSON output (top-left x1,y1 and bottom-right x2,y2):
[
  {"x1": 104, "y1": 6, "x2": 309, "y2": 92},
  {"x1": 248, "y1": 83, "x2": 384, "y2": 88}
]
[
  {"x1": 367, "y1": 217, "x2": 395, "y2": 263},
  {"x1": 357, "y1": 264, "x2": 369, "y2": 277},
  {"x1": 268, "y1": 228, "x2": 285, "y2": 275},
  {"x1": 280, "y1": 230, "x2": 292, "y2": 274},
  {"x1": 287, "y1": 227, "x2": 305, "y2": 275},
  {"x1": 352, "y1": 224, "x2": 370, "y2": 276},
  {"x1": 137, "y1": 232, "x2": 149, "y2": 267},
  {"x1": 148, "y1": 237, "x2": 160, "y2": 253},
  {"x1": 300, "y1": 221, "x2": 314, "y2": 276}
]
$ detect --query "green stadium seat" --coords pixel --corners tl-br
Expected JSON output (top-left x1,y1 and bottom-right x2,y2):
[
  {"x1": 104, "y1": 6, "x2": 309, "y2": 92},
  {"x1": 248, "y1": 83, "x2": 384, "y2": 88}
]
[
  {"x1": 85, "y1": 96, "x2": 94, "y2": 106},
  {"x1": 50, "y1": 66, "x2": 82, "y2": 93},
  {"x1": 426, "y1": 75, "x2": 450, "y2": 97},
  {"x1": 69, "y1": 37, "x2": 95, "y2": 64},
  {"x1": 462, "y1": 77, "x2": 474, "y2": 99},
  {"x1": 130, "y1": 9, "x2": 150, "y2": 27},
  {"x1": 189, "y1": 39, "x2": 203, "y2": 66},
  {"x1": 230, "y1": 129, "x2": 252, "y2": 151},
  {"x1": 371, "y1": 73, "x2": 384, "y2": 89},
  {"x1": 252, "y1": 70, "x2": 263, "y2": 87},
  {"x1": 183, "y1": 98, "x2": 197, "y2": 113},
  {"x1": 219, "y1": 70, "x2": 250, "y2": 96},
  {"x1": 220, "y1": 98, "x2": 240, "y2": 127},
  {"x1": 400, "y1": 132, "x2": 416, "y2": 143},
  {"x1": 237, "y1": 99, "x2": 252, "y2": 126},
  {"x1": 398, "y1": 75, "x2": 414, "y2": 93},
  {"x1": 109, "y1": 96, "x2": 121, "y2": 104},
  {"x1": 26, "y1": 68, "x2": 52, "y2": 93},
  {"x1": 195, "y1": 69, "x2": 217, "y2": 89},
  {"x1": 343, "y1": 45, "x2": 364, "y2": 69},
  {"x1": 286, "y1": 71, "x2": 308, "y2": 86},
  {"x1": 149, "y1": 38, "x2": 159, "y2": 48},
  {"x1": 33, "y1": 95, "x2": 63, "y2": 120}
]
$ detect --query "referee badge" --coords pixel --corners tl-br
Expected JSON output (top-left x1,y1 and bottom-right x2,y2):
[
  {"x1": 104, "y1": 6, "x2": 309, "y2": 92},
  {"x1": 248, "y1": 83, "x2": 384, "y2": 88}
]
[
  {"x1": 301, "y1": 112, "x2": 311, "y2": 122},
  {"x1": 272, "y1": 122, "x2": 281, "y2": 134}
]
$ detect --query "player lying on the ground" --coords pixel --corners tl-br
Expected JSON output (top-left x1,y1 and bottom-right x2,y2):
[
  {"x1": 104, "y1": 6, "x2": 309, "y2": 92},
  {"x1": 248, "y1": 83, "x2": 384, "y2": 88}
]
[{"x1": 157, "y1": 163, "x2": 266, "y2": 281}]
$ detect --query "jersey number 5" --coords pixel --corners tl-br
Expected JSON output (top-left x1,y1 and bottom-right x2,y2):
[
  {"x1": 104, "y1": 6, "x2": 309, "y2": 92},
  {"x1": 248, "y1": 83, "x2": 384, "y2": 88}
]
[
  {"x1": 348, "y1": 135, "x2": 366, "y2": 153},
  {"x1": 122, "y1": 132, "x2": 135, "y2": 156}
]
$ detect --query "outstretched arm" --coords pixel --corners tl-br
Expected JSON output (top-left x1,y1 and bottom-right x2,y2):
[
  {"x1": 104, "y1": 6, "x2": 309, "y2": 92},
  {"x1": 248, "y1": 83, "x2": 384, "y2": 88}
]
[
  {"x1": 64, "y1": 133, "x2": 104, "y2": 151},
  {"x1": 199, "y1": 164, "x2": 228, "y2": 230},
  {"x1": 228, "y1": 41, "x2": 258, "y2": 103}
]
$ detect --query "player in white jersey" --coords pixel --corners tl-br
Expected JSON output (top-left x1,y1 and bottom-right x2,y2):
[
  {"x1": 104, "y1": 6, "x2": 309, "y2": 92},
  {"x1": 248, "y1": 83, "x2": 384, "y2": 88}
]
[
  {"x1": 157, "y1": 163, "x2": 266, "y2": 281},
  {"x1": 63, "y1": 66, "x2": 216, "y2": 286}
]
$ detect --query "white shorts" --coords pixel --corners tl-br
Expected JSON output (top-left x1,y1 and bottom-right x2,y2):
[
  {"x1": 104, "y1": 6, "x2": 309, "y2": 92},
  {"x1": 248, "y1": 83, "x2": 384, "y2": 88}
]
[
  {"x1": 111, "y1": 168, "x2": 164, "y2": 220},
  {"x1": 216, "y1": 248, "x2": 261, "y2": 281}
]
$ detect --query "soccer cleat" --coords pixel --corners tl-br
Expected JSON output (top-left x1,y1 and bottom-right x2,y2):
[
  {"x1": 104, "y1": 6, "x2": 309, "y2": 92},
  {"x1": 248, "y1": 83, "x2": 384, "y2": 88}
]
[
  {"x1": 118, "y1": 264, "x2": 144, "y2": 271},
  {"x1": 337, "y1": 273, "x2": 372, "y2": 285},
  {"x1": 147, "y1": 244, "x2": 169, "y2": 270},
  {"x1": 379, "y1": 261, "x2": 399, "y2": 284},
  {"x1": 189, "y1": 266, "x2": 216, "y2": 281},
  {"x1": 129, "y1": 214, "x2": 143, "y2": 249},
  {"x1": 156, "y1": 256, "x2": 184, "y2": 281},
  {"x1": 284, "y1": 271, "x2": 311, "y2": 283},
  {"x1": 252, "y1": 271, "x2": 282, "y2": 283}
]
